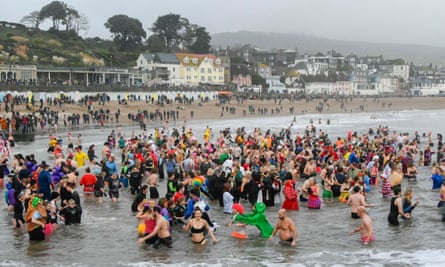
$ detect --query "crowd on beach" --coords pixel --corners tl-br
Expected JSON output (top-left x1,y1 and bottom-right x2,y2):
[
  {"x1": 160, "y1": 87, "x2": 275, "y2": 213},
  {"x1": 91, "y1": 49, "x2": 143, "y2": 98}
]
[
  {"x1": 2, "y1": 102, "x2": 445, "y2": 248},
  {"x1": 0, "y1": 90, "x2": 445, "y2": 251}
]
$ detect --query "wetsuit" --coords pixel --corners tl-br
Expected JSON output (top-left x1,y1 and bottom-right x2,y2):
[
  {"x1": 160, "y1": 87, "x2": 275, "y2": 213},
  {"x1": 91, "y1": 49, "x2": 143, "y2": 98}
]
[{"x1": 388, "y1": 196, "x2": 400, "y2": 226}]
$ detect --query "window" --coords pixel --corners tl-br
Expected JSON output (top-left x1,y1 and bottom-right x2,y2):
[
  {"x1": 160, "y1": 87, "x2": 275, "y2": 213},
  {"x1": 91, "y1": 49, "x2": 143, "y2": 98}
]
[
  {"x1": 186, "y1": 67, "x2": 191, "y2": 72},
  {"x1": 172, "y1": 67, "x2": 175, "y2": 72},
  {"x1": 201, "y1": 68, "x2": 205, "y2": 73},
  {"x1": 208, "y1": 76, "x2": 211, "y2": 81},
  {"x1": 192, "y1": 58, "x2": 198, "y2": 64},
  {"x1": 208, "y1": 68, "x2": 212, "y2": 73},
  {"x1": 201, "y1": 76, "x2": 205, "y2": 82},
  {"x1": 215, "y1": 58, "x2": 221, "y2": 65},
  {"x1": 183, "y1": 57, "x2": 189, "y2": 64}
]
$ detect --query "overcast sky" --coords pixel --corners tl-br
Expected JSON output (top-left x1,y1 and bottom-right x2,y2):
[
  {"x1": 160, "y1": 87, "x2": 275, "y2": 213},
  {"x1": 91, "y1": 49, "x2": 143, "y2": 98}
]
[{"x1": 2, "y1": 0, "x2": 445, "y2": 47}]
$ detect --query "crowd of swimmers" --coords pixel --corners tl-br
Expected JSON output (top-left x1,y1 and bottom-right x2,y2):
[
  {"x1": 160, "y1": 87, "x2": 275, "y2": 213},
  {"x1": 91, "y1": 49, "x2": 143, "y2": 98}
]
[{"x1": 2, "y1": 118, "x2": 445, "y2": 247}]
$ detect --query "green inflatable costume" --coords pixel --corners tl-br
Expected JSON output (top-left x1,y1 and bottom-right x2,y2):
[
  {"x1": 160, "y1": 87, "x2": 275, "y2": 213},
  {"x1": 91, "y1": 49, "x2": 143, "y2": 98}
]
[{"x1": 234, "y1": 202, "x2": 273, "y2": 238}]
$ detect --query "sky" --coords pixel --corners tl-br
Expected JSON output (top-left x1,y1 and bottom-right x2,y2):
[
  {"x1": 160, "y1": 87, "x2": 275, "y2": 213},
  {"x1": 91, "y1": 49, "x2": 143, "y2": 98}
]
[{"x1": 2, "y1": 0, "x2": 445, "y2": 47}]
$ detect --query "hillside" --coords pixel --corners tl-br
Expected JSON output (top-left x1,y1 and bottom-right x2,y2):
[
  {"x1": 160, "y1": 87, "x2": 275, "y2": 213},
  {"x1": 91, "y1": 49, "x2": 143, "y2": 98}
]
[
  {"x1": 211, "y1": 31, "x2": 445, "y2": 65},
  {"x1": 0, "y1": 23, "x2": 140, "y2": 67}
]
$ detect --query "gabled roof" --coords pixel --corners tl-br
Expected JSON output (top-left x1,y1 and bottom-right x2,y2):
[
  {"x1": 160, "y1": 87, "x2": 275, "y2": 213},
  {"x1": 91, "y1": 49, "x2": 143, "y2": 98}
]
[
  {"x1": 156, "y1": 53, "x2": 179, "y2": 64},
  {"x1": 175, "y1": 53, "x2": 218, "y2": 66},
  {"x1": 141, "y1": 53, "x2": 179, "y2": 64},
  {"x1": 141, "y1": 53, "x2": 156, "y2": 61}
]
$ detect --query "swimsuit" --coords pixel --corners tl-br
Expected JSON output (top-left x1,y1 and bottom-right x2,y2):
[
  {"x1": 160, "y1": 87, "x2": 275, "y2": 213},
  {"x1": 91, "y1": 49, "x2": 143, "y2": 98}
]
[
  {"x1": 191, "y1": 225, "x2": 206, "y2": 244},
  {"x1": 361, "y1": 234, "x2": 375, "y2": 245},
  {"x1": 351, "y1": 212, "x2": 360, "y2": 219},
  {"x1": 192, "y1": 237, "x2": 206, "y2": 244},
  {"x1": 285, "y1": 237, "x2": 294, "y2": 243},
  {"x1": 154, "y1": 236, "x2": 172, "y2": 248},
  {"x1": 388, "y1": 196, "x2": 400, "y2": 226},
  {"x1": 191, "y1": 225, "x2": 205, "y2": 234}
]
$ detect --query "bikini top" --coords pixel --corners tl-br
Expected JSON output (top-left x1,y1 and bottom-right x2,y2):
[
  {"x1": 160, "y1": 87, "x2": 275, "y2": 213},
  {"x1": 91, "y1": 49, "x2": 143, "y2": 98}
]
[{"x1": 191, "y1": 225, "x2": 205, "y2": 234}]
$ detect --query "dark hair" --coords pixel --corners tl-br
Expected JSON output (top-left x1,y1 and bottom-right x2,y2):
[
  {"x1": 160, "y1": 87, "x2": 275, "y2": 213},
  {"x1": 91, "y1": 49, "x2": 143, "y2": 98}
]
[
  {"x1": 190, "y1": 188, "x2": 200, "y2": 197},
  {"x1": 353, "y1": 186, "x2": 361, "y2": 193},
  {"x1": 153, "y1": 206, "x2": 161, "y2": 213},
  {"x1": 392, "y1": 186, "x2": 401, "y2": 195}
]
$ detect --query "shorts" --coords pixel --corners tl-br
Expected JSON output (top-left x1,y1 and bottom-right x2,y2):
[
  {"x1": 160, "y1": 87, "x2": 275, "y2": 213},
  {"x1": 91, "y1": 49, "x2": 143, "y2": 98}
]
[
  {"x1": 156, "y1": 236, "x2": 172, "y2": 248},
  {"x1": 144, "y1": 232, "x2": 158, "y2": 245},
  {"x1": 29, "y1": 227, "x2": 45, "y2": 241},
  {"x1": 84, "y1": 185, "x2": 94, "y2": 193},
  {"x1": 361, "y1": 234, "x2": 374, "y2": 245},
  {"x1": 109, "y1": 190, "x2": 119, "y2": 199},
  {"x1": 351, "y1": 212, "x2": 360, "y2": 219},
  {"x1": 94, "y1": 190, "x2": 104, "y2": 197},
  {"x1": 120, "y1": 177, "x2": 129, "y2": 188}
]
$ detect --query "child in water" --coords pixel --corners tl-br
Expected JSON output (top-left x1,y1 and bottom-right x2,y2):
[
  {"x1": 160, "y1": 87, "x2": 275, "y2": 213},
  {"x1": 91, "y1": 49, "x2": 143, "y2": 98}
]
[{"x1": 228, "y1": 203, "x2": 247, "y2": 239}]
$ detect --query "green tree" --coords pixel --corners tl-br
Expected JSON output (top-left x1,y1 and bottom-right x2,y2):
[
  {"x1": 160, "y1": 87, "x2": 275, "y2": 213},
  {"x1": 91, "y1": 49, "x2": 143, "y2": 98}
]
[
  {"x1": 105, "y1": 14, "x2": 146, "y2": 51},
  {"x1": 147, "y1": 34, "x2": 167, "y2": 52},
  {"x1": 252, "y1": 72, "x2": 266, "y2": 88},
  {"x1": 20, "y1": 11, "x2": 41, "y2": 29},
  {"x1": 186, "y1": 26, "x2": 211, "y2": 53},
  {"x1": 151, "y1": 13, "x2": 188, "y2": 49},
  {"x1": 62, "y1": 7, "x2": 79, "y2": 31},
  {"x1": 39, "y1": 1, "x2": 67, "y2": 31}
]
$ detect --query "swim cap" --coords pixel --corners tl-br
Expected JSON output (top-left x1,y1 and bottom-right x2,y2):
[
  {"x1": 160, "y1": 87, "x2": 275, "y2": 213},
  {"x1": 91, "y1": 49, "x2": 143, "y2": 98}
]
[{"x1": 31, "y1": 197, "x2": 41, "y2": 208}]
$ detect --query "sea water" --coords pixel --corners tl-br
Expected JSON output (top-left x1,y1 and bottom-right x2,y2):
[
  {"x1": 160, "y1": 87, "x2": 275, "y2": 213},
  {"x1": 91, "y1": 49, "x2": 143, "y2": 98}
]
[{"x1": 1, "y1": 109, "x2": 445, "y2": 266}]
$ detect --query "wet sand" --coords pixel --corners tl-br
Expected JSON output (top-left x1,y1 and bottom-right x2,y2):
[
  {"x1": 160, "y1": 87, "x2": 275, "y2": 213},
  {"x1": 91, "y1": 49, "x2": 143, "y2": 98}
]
[{"x1": 7, "y1": 96, "x2": 445, "y2": 128}]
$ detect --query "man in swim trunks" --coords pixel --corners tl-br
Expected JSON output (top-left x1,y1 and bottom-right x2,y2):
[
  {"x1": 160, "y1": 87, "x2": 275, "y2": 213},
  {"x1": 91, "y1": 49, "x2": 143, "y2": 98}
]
[
  {"x1": 269, "y1": 209, "x2": 297, "y2": 246},
  {"x1": 349, "y1": 206, "x2": 374, "y2": 245},
  {"x1": 138, "y1": 206, "x2": 172, "y2": 248},
  {"x1": 347, "y1": 186, "x2": 374, "y2": 219}
]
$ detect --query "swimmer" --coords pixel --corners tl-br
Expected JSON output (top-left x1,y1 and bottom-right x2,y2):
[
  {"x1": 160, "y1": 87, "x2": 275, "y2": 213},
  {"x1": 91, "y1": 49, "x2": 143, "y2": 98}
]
[
  {"x1": 183, "y1": 207, "x2": 218, "y2": 245},
  {"x1": 349, "y1": 206, "x2": 374, "y2": 245},
  {"x1": 269, "y1": 209, "x2": 297, "y2": 247},
  {"x1": 347, "y1": 186, "x2": 374, "y2": 219},
  {"x1": 138, "y1": 206, "x2": 172, "y2": 248}
]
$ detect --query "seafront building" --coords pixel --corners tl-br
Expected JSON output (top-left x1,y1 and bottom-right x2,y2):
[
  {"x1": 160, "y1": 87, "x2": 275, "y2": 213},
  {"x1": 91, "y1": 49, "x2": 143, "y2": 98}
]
[{"x1": 3, "y1": 47, "x2": 445, "y2": 96}]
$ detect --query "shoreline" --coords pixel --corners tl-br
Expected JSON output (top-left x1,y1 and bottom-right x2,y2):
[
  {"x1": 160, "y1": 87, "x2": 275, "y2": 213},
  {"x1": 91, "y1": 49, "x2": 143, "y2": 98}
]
[{"x1": 4, "y1": 96, "x2": 445, "y2": 137}]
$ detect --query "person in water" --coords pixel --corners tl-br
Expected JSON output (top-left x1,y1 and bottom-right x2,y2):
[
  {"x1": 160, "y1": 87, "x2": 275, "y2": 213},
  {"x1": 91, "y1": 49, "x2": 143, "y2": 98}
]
[
  {"x1": 349, "y1": 206, "x2": 374, "y2": 245},
  {"x1": 182, "y1": 207, "x2": 218, "y2": 245},
  {"x1": 138, "y1": 206, "x2": 172, "y2": 248},
  {"x1": 347, "y1": 186, "x2": 374, "y2": 219},
  {"x1": 25, "y1": 196, "x2": 48, "y2": 241},
  {"x1": 402, "y1": 188, "x2": 420, "y2": 216},
  {"x1": 269, "y1": 209, "x2": 297, "y2": 246},
  {"x1": 228, "y1": 203, "x2": 247, "y2": 239},
  {"x1": 388, "y1": 187, "x2": 411, "y2": 226}
]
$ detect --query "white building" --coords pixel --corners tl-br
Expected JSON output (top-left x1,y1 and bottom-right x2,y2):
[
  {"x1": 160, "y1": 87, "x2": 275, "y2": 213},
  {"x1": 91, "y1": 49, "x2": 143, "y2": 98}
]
[{"x1": 136, "y1": 53, "x2": 181, "y2": 84}]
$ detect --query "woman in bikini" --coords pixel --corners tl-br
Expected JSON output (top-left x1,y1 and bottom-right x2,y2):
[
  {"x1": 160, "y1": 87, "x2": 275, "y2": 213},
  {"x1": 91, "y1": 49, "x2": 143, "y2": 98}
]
[{"x1": 183, "y1": 207, "x2": 218, "y2": 245}]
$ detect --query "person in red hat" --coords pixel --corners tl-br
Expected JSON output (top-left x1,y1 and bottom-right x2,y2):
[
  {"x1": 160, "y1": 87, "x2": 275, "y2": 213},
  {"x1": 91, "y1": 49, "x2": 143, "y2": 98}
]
[{"x1": 229, "y1": 203, "x2": 247, "y2": 239}]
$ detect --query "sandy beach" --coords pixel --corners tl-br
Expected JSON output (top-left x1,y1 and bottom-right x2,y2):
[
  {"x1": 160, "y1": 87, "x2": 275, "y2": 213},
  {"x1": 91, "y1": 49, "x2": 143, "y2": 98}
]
[{"x1": 6, "y1": 96, "x2": 445, "y2": 130}]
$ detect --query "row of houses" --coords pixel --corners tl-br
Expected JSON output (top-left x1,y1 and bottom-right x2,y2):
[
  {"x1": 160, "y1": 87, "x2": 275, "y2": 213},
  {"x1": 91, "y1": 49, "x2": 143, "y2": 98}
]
[{"x1": 2, "y1": 47, "x2": 445, "y2": 96}]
